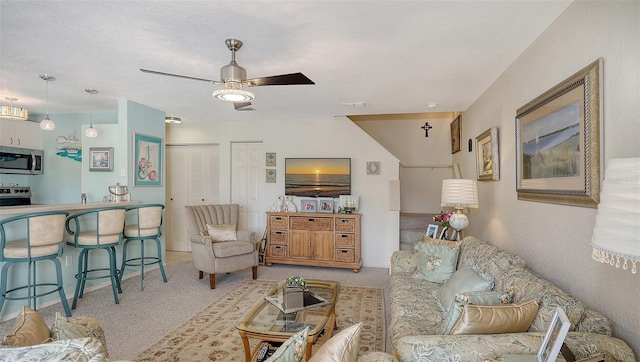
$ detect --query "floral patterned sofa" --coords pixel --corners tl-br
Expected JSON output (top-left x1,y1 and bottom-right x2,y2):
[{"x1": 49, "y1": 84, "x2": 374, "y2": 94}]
[
  {"x1": 0, "y1": 306, "x2": 111, "y2": 362},
  {"x1": 387, "y1": 236, "x2": 636, "y2": 362}
]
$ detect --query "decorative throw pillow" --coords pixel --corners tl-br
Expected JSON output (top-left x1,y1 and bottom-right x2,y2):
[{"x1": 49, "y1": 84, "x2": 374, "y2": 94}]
[
  {"x1": 441, "y1": 290, "x2": 512, "y2": 334},
  {"x1": 50, "y1": 313, "x2": 110, "y2": 357},
  {"x1": 265, "y1": 327, "x2": 308, "y2": 362},
  {"x1": 434, "y1": 260, "x2": 495, "y2": 314},
  {"x1": 449, "y1": 299, "x2": 541, "y2": 335},
  {"x1": 206, "y1": 223, "x2": 237, "y2": 242},
  {"x1": 2, "y1": 306, "x2": 50, "y2": 347},
  {"x1": 413, "y1": 238, "x2": 460, "y2": 283},
  {"x1": 308, "y1": 322, "x2": 362, "y2": 362}
]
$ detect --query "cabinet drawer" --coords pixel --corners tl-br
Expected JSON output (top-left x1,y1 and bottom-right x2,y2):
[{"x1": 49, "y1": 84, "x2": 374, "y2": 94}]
[
  {"x1": 335, "y1": 233, "x2": 355, "y2": 247},
  {"x1": 290, "y1": 217, "x2": 332, "y2": 231},
  {"x1": 335, "y1": 249, "x2": 355, "y2": 263},
  {"x1": 269, "y1": 230, "x2": 288, "y2": 245},
  {"x1": 335, "y1": 218, "x2": 356, "y2": 232},
  {"x1": 269, "y1": 215, "x2": 289, "y2": 229},
  {"x1": 268, "y1": 245, "x2": 288, "y2": 258}
]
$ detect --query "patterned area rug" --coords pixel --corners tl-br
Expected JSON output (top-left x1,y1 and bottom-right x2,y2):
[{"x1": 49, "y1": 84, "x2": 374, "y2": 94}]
[{"x1": 134, "y1": 279, "x2": 385, "y2": 361}]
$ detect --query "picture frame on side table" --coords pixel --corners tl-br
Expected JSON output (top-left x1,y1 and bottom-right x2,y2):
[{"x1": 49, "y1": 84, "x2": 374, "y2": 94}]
[
  {"x1": 537, "y1": 307, "x2": 571, "y2": 362},
  {"x1": 88, "y1": 147, "x2": 113, "y2": 172},
  {"x1": 450, "y1": 115, "x2": 462, "y2": 154},
  {"x1": 300, "y1": 199, "x2": 317, "y2": 212},
  {"x1": 516, "y1": 58, "x2": 602, "y2": 208},
  {"x1": 438, "y1": 227, "x2": 449, "y2": 240},
  {"x1": 318, "y1": 199, "x2": 334, "y2": 213},
  {"x1": 134, "y1": 133, "x2": 163, "y2": 186},
  {"x1": 476, "y1": 127, "x2": 500, "y2": 181},
  {"x1": 426, "y1": 224, "x2": 439, "y2": 238}
]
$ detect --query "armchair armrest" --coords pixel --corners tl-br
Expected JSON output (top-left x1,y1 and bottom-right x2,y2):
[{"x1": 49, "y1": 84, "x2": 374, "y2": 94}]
[
  {"x1": 236, "y1": 230, "x2": 256, "y2": 245},
  {"x1": 190, "y1": 234, "x2": 212, "y2": 245},
  {"x1": 390, "y1": 250, "x2": 417, "y2": 275},
  {"x1": 394, "y1": 332, "x2": 636, "y2": 362}
]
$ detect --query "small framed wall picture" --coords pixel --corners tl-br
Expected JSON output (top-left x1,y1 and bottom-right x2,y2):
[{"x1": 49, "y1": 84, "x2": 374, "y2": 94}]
[
  {"x1": 300, "y1": 199, "x2": 317, "y2": 212},
  {"x1": 266, "y1": 169, "x2": 276, "y2": 183},
  {"x1": 318, "y1": 199, "x2": 334, "y2": 213},
  {"x1": 450, "y1": 115, "x2": 462, "y2": 154},
  {"x1": 266, "y1": 152, "x2": 276, "y2": 167},
  {"x1": 89, "y1": 147, "x2": 114, "y2": 172},
  {"x1": 426, "y1": 224, "x2": 439, "y2": 238},
  {"x1": 366, "y1": 161, "x2": 381, "y2": 175}
]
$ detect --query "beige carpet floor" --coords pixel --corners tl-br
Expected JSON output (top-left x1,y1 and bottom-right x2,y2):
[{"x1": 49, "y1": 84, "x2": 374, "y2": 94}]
[
  {"x1": 134, "y1": 279, "x2": 385, "y2": 361},
  {"x1": 0, "y1": 260, "x2": 391, "y2": 360}
]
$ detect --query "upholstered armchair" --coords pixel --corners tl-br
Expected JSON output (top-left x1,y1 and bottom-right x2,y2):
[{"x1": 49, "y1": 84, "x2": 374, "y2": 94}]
[{"x1": 184, "y1": 204, "x2": 258, "y2": 289}]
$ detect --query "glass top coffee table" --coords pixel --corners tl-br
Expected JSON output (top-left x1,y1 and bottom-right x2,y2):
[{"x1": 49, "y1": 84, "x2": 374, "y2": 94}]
[{"x1": 235, "y1": 279, "x2": 341, "y2": 362}]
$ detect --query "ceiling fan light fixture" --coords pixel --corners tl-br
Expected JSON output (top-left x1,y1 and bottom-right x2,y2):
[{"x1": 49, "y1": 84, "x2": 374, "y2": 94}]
[
  {"x1": 165, "y1": 116, "x2": 182, "y2": 124},
  {"x1": 0, "y1": 97, "x2": 29, "y2": 121},
  {"x1": 213, "y1": 88, "x2": 255, "y2": 103}
]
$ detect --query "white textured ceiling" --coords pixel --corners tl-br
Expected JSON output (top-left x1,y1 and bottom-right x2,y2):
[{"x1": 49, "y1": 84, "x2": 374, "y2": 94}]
[{"x1": 0, "y1": 1, "x2": 571, "y2": 125}]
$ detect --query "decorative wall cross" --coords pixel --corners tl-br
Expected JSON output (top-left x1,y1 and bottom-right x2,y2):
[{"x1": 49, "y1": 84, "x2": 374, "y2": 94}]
[{"x1": 421, "y1": 122, "x2": 433, "y2": 137}]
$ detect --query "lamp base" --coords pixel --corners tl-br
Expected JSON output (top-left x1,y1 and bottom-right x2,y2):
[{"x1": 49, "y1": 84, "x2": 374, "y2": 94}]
[{"x1": 449, "y1": 209, "x2": 469, "y2": 241}]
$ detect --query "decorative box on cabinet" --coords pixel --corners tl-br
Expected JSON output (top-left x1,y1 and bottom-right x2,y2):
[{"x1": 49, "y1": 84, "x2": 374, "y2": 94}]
[{"x1": 265, "y1": 212, "x2": 362, "y2": 272}]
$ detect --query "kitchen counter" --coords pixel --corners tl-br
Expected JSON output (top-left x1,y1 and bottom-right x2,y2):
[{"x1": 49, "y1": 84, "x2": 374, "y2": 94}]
[{"x1": 0, "y1": 201, "x2": 140, "y2": 217}]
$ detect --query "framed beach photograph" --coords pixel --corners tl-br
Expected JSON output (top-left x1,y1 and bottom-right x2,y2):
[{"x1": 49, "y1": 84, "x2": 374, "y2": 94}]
[
  {"x1": 88, "y1": 147, "x2": 113, "y2": 172},
  {"x1": 476, "y1": 127, "x2": 500, "y2": 181},
  {"x1": 134, "y1": 133, "x2": 163, "y2": 186},
  {"x1": 426, "y1": 224, "x2": 439, "y2": 238},
  {"x1": 318, "y1": 199, "x2": 334, "y2": 213},
  {"x1": 300, "y1": 199, "x2": 317, "y2": 212},
  {"x1": 537, "y1": 307, "x2": 571, "y2": 362},
  {"x1": 516, "y1": 59, "x2": 602, "y2": 208},
  {"x1": 450, "y1": 115, "x2": 462, "y2": 154}
]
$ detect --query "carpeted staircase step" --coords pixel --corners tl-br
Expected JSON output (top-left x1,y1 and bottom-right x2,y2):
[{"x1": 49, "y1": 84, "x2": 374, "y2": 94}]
[{"x1": 399, "y1": 212, "x2": 438, "y2": 251}]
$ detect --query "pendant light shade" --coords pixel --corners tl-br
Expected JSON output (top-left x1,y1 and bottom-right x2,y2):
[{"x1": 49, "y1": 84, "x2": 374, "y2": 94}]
[
  {"x1": 39, "y1": 75, "x2": 56, "y2": 130},
  {"x1": 84, "y1": 88, "x2": 98, "y2": 138}
]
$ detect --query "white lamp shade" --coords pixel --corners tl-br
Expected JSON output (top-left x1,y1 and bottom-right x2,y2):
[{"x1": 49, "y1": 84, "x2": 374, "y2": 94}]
[
  {"x1": 441, "y1": 179, "x2": 478, "y2": 209},
  {"x1": 591, "y1": 158, "x2": 640, "y2": 274}
]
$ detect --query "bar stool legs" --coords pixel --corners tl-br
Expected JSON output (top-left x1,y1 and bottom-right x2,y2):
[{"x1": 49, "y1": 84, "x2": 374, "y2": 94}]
[
  {"x1": 120, "y1": 236, "x2": 168, "y2": 291},
  {"x1": 72, "y1": 247, "x2": 122, "y2": 310}
]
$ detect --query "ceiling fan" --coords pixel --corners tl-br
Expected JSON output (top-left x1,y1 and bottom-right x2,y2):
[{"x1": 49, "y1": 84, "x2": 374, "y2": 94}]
[{"x1": 140, "y1": 38, "x2": 315, "y2": 110}]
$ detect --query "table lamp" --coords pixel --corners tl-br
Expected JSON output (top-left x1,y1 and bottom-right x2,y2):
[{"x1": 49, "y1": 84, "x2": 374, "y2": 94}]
[
  {"x1": 591, "y1": 157, "x2": 640, "y2": 274},
  {"x1": 441, "y1": 179, "x2": 479, "y2": 240}
]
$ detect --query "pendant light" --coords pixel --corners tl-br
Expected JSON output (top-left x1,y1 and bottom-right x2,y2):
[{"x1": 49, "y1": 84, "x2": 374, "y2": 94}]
[
  {"x1": 39, "y1": 74, "x2": 56, "y2": 130},
  {"x1": 84, "y1": 88, "x2": 98, "y2": 138}
]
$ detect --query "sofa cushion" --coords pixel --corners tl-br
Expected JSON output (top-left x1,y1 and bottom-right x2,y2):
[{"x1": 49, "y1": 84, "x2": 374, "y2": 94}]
[
  {"x1": 435, "y1": 261, "x2": 494, "y2": 313},
  {"x1": 0, "y1": 337, "x2": 108, "y2": 362},
  {"x1": 441, "y1": 290, "x2": 512, "y2": 334},
  {"x1": 266, "y1": 327, "x2": 307, "y2": 362},
  {"x1": 413, "y1": 238, "x2": 460, "y2": 283},
  {"x1": 308, "y1": 323, "x2": 362, "y2": 362},
  {"x1": 206, "y1": 223, "x2": 237, "y2": 242},
  {"x1": 449, "y1": 299, "x2": 540, "y2": 335},
  {"x1": 2, "y1": 306, "x2": 50, "y2": 347},
  {"x1": 50, "y1": 313, "x2": 110, "y2": 358}
]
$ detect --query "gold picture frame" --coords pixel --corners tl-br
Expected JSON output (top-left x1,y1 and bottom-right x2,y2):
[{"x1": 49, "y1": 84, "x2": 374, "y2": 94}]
[
  {"x1": 515, "y1": 58, "x2": 602, "y2": 208},
  {"x1": 475, "y1": 127, "x2": 499, "y2": 181},
  {"x1": 450, "y1": 115, "x2": 461, "y2": 154}
]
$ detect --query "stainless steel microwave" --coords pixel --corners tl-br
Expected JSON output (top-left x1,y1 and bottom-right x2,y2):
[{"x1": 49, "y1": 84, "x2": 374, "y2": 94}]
[{"x1": 0, "y1": 146, "x2": 44, "y2": 175}]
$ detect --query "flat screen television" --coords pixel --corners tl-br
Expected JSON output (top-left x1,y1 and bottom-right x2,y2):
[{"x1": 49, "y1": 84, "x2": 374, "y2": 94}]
[{"x1": 285, "y1": 158, "x2": 351, "y2": 198}]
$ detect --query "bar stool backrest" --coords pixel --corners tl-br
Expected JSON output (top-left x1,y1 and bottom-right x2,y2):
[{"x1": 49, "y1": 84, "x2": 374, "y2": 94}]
[
  {"x1": 66, "y1": 207, "x2": 127, "y2": 247},
  {"x1": 0, "y1": 211, "x2": 69, "y2": 260},
  {"x1": 28, "y1": 214, "x2": 68, "y2": 248},
  {"x1": 125, "y1": 204, "x2": 164, "y2": 238}
]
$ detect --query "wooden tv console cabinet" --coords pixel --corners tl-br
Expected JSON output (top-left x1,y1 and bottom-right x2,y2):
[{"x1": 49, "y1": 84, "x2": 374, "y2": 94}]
[{"x1": 264, "y1": 212, "x2": 362, "y2": 272}]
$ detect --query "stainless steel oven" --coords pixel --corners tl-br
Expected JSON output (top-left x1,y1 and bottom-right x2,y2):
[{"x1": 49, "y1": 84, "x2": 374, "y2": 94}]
[
  {"x1": 0, "y1": 146, "x2": 43, "y2": 175},
  {"x1": 0, "y1": 186, "x2": 31, "y2": 206}
]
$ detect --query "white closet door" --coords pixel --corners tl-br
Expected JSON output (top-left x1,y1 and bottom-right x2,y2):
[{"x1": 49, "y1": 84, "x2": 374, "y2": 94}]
[
  {"x1": 231, "y1": 142, "x2": 262, "y2": 235},
  {"x1": 166, "y1": 144, "x2": 220, "y2": 251}
]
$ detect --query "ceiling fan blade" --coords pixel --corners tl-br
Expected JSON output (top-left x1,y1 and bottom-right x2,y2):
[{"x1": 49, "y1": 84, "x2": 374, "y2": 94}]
[
  {"x1": 140, "y1": 68, "x2": 216, "y2": 83},
  {"x1": 234, "y1": 102, "x2": 255, "y2": 111},
  {"x1": 246, "y1": 73, "x2": 315, "y2": 87}
]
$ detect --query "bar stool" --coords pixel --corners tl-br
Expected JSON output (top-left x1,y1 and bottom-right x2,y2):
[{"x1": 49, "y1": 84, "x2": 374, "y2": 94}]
[
  {"x1": 120, "y1": 204, "x2": 167, "y2": 291},
  {"x1": 65, "y1": 206, "x2": 126, "y2": 309},
  {"x1": 0, "y1": 211, "x2": 72, "y2": 317}
]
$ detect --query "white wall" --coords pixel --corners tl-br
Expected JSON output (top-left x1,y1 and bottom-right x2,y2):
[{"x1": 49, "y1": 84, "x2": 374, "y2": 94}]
[
  {"x1": 460, "y1": 1, "x2": 640, "y2": 355},
  {"x1": 167, "y1": 116, "x2": 400, "y2": 268}
]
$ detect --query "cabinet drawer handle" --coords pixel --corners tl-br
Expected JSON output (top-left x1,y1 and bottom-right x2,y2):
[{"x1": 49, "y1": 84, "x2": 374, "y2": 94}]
[
  {"x1": 341, "y1": 219, "x2": 349, "y2": 223},
  {"x1": 340, "y1": 235, "x2": 348, "y2": 238},
  {"x1": 274, "y1": 246, "x2": 282, "y2": 249},
  {"x1": 275, "y1": 231, "x2": 283, "y2": 235},
  {"x1": 340, "y1": 250, "x2": 349, "y2": 253},
  {"x1": 308, "y1": 218, "x2": 315, "y2": 222},
  {"x1": 275, "y1": 217, "x2": 283, "y2": 220}
]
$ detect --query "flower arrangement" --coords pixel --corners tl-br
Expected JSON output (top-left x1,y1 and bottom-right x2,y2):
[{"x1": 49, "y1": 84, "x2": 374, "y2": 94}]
[
  {"x1": 286, "y1": 276, "x2": 307, "y2": 289},
  {"x1": 433, "y1": 210, "x2": 453, "y2": 228}
]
